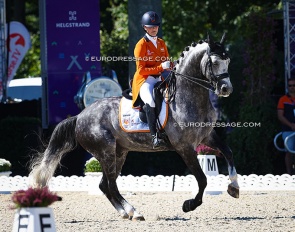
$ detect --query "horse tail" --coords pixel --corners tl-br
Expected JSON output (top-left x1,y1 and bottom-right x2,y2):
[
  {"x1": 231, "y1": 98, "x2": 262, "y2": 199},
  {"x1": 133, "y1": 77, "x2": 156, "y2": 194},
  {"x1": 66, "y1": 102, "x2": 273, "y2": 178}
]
[{"x1": 29, "y1": 116, "x2": 78, "y2": 188}]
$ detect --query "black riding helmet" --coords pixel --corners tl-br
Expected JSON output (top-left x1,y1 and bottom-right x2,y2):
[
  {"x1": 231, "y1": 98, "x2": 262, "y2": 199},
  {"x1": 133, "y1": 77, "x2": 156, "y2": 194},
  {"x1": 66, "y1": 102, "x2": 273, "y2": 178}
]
[{"x1": 141, "y1": 11, "x2": 161, "y2": 28}]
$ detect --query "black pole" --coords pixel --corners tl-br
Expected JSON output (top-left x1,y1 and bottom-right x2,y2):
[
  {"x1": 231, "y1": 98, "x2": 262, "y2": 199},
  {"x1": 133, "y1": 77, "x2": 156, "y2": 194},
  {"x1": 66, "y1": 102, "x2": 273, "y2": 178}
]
[
  {"x1": 1, "y1": 20, "x2": 9, "y2": 103},
  {"x1": 172, "y1": 174, "x2": 175, "y2": 191},
  {"x1": 1, "y1": 0, "x2": 9, "y2": 103}
]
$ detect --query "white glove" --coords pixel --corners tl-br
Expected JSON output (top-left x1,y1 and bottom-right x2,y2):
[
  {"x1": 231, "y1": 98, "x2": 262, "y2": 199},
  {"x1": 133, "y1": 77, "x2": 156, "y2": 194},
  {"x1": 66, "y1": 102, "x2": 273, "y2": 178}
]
[{"x1": 161, "y1": 61, "x2": 171, "y2": 69}]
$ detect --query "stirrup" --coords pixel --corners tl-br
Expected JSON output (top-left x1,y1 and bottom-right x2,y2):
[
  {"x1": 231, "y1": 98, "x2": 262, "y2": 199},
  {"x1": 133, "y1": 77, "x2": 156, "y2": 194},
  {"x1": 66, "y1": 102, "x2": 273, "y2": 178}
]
[{"x1": 152, "y1": 134, "x2": 167, "y2": 149}]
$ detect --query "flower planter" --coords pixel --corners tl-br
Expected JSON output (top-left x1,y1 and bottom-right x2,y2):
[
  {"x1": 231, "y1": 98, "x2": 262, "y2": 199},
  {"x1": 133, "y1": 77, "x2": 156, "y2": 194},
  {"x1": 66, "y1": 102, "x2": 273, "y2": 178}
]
[
  {"x1": 0, "y1": 171, "x2": 12, "y2": 177},
  {"x1": 85, "y1": 172, "x2": 103, "y2": 177},
  {"x1": 0, "y1": 171, "x2": 12, "y2": 194},
  {"x1": 197, "y1": 155, "x2": 219, "y2": 176},
  {"x1": 13, "y1": 207, "x2": 56, "y2": 232},
  {"x1": 85, "y1": 172, "x2": 103, "y2": 195}
]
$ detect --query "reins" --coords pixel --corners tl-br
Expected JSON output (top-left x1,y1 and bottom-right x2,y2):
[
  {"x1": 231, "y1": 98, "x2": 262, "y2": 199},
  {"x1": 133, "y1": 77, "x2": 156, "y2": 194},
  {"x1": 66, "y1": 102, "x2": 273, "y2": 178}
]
[
  {"x1": 171, "y1": 70, "x2": 214, "y2": 92},
  {"x1": 156, "y1": 65, "x2": 214, "y2": 105},
  {"x1": 157, "y1": 70, "x2": 176, "y2": 103}
]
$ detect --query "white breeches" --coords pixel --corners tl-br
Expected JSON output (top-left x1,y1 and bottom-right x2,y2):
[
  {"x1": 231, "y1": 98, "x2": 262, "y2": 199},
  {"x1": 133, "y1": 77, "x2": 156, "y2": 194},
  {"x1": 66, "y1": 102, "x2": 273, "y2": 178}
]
[{"x1": 139, "y1": 76, "x2": 161, "y2": 107}]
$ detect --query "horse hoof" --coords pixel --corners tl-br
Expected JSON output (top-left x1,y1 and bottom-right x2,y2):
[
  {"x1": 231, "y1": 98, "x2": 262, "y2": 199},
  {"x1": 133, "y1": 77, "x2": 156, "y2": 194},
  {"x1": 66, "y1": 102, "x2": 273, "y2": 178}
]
[
  {"x1": 131, "y1": 216, "x2": 145, "y2": 221},
  {"x1": 121, "y1": 213, "x2": 129, "y2": 219},
  {"x1": 182, "y1": 199, "x2": 201, "y2": 213},
  {"x1": 227, "y1": 184, "x2": 239, "y2": 198}
]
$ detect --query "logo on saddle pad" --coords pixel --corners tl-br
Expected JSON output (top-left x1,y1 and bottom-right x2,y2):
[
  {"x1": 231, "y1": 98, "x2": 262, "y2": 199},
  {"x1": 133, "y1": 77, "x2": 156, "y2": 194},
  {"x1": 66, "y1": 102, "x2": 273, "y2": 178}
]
[{"x1": 119, "y1": 97, "x2": 168, "y2": 132}]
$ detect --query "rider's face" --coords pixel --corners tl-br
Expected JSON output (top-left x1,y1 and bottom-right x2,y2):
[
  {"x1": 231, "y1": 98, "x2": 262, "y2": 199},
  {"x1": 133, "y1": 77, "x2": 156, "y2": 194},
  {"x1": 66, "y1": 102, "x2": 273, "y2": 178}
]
[{"x1": 144, "y1": 26, "x2": 159, "y2": 37}]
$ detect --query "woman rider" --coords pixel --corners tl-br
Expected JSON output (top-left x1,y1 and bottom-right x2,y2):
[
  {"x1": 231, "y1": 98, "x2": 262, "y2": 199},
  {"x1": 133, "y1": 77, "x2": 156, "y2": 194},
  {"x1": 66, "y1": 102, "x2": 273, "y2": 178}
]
[{"x1": 132, "y1": 11, "x2": 172, "y2": 149}]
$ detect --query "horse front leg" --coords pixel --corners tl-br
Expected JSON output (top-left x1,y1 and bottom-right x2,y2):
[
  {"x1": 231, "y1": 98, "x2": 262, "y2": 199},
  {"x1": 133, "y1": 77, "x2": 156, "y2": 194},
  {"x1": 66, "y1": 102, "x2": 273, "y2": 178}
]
[
  {"x1": 177, "y1": 149, "x2": 207, "y2": 212},
  {"x1": 202, "y1": 129, "x2": 239, "y2": 198}
]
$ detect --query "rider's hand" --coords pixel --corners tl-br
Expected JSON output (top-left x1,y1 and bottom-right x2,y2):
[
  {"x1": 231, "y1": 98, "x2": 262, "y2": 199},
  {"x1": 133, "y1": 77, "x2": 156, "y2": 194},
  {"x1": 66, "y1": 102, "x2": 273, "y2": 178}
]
[{"x1": 161, "y1": 61, "x2": 171, "y2": 70}]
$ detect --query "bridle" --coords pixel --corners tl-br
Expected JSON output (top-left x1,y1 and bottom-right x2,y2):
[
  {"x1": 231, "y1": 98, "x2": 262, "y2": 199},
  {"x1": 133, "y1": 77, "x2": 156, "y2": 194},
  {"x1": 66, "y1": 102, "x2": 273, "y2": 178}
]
[
  {"x1": 205, "y1": 46, "x2": 230, "y2": 84},
  {"x1": 171, "y1": 47, "x2": 230, "y2": 92},
  {"x1": 157, "y1": 43, "x2": 230, "y2": 103}
]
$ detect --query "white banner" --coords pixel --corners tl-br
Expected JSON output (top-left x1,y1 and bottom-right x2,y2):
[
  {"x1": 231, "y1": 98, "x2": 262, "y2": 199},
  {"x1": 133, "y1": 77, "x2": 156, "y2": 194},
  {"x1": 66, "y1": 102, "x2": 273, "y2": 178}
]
[{"x1": 0, "y1": 21, "x2": 31, "y2": 100}]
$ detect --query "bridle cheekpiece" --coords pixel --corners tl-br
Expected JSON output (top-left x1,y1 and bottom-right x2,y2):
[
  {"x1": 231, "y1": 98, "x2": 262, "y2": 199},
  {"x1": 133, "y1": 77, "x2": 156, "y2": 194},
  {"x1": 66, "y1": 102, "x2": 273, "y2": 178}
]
[{"x1": 205, "y1": 42, "x2": 230, "y2": 85}]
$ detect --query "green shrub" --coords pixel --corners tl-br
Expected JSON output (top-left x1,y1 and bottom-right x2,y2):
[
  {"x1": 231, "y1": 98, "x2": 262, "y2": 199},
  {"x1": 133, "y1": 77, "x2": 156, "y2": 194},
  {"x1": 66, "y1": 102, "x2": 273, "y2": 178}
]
[
  {"x1": 84, "y1": 157, "x2": 102, "y2": 172},
  {"x1": 0, "y1": 158, "x2": 11, "y2": 172}
]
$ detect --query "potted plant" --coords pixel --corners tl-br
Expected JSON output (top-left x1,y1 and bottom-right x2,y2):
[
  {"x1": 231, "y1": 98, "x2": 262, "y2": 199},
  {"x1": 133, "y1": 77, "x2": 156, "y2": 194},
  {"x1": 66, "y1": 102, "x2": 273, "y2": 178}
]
[
  {"x1": 84, "y1": 157, "x2": 102, "y2": 175},
  {"x1": 0, "y1": 158, "x2": 12, "y2": 176},
  {"x1": 11, "y1": 187, "x2": 61, "y2": 231},
  {"x1": 84, "y1": 157, "x2": 103, "y2": 195},
  {"x1": 195, "y1": 144, "x2": 219, "y2": 156}
]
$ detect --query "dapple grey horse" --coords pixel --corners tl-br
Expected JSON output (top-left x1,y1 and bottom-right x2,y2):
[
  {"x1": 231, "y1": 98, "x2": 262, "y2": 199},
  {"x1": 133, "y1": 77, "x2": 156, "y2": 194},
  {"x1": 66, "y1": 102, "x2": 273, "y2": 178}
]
[{"x1": 29, "y1": 34, "x2": 239, "y2": 221}]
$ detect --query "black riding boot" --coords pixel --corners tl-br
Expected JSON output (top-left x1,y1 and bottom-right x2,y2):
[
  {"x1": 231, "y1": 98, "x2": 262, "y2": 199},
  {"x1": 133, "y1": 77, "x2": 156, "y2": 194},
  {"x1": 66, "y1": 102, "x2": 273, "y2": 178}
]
[{"x1": 144, "y1": 104, "x2": 167, "y2": 149}]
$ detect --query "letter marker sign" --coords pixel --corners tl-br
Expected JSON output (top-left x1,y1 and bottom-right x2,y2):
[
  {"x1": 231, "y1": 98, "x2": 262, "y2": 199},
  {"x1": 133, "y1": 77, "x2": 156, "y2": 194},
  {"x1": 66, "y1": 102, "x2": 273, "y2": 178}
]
[
  {"x1": 13, "y1": 208, "x2": 56, "y2": 232},
  {"x1": 197, "y1": 155, "x2": 219, "y2": 176}
]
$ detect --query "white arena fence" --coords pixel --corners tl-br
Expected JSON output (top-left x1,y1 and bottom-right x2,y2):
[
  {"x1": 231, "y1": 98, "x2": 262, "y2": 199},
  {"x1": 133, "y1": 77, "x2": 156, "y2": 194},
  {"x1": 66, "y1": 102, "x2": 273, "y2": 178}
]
[{"x1": 1, "y1": 174, "x2": 295, "y2": 193}]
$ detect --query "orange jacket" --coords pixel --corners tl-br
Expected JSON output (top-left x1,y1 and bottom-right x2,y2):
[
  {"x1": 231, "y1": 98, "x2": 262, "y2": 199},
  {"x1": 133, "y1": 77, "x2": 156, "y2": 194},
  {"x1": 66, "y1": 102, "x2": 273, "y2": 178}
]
[{"x1": 132, "y1": 36, "x2": 169, "y2": 108}]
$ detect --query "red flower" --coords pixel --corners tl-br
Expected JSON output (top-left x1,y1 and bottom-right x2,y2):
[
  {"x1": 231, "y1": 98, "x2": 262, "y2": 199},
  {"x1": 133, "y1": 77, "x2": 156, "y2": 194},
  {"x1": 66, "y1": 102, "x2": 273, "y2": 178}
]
[
  {"x1": 11, "y1": 187, "x2": 61, "y2": 209},
  {"x1": 196, "y1": 144, "x2": 219, "y2": 156}
]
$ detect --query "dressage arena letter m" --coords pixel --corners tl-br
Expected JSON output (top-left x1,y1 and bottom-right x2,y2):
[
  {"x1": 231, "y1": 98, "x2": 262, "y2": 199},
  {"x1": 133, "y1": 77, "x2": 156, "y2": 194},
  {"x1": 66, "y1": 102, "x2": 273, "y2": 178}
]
[
  {"x1": 208, "y1": 158, "x2": 217, "y2": 171},
  {"x1": 197, "y1": 155, "x2": 219, "y2": 176}
]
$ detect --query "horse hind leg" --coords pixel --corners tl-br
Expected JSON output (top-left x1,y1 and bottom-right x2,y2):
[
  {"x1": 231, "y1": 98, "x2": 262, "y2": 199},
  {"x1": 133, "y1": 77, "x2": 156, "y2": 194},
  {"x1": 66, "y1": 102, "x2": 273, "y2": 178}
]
[
  {"x1": 99, "y1": 171, "x2": 145, "y2": 221},
  {"x1": 96, "y1": 145, "x2": 145, "y2": 220},
  {"x1": 106, "y1": 178, "x2": 145, "y2": 221},
  {"x1": 115, "y1": 150, "x2": 145, "y2": 220},
  {"x1": 98, "y1": 174, "x2": 129, "y2": 219}
]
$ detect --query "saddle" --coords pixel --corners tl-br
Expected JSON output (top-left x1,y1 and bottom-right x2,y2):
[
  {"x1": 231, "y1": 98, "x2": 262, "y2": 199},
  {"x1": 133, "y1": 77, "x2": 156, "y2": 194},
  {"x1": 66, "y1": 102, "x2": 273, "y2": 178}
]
[{"x1": 122, "y1": 81, "x2": 166, "y2": 124}]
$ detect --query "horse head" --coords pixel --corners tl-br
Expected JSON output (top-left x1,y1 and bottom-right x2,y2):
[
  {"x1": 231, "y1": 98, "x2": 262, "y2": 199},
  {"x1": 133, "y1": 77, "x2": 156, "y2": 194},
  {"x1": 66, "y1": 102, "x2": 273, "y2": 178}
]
[
  {"x1": 201, "y1": 33, "x2": 233, "y2": 97},
  {"x1": 172, "y1": 33, "x2": 233, "y2": 98}
]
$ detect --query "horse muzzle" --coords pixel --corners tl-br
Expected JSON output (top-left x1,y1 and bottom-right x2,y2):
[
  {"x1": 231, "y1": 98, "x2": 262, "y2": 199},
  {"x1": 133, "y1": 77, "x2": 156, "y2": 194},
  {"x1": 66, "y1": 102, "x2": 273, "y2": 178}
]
[{"x1": 216, "y1": 78, "x2": 233, "y2": 97}]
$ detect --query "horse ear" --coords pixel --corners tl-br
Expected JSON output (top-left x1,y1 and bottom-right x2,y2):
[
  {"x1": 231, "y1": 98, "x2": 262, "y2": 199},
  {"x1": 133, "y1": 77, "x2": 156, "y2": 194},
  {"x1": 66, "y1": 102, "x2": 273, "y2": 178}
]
[
  {"x1": 207, "y1": 32, "x2": 215, "y2": 48},
  {"x1": 207, "y1": 32, "x2": 211, "y2": 43},
  {"x1": 220, "y1": 32, "x2": 226, "y2": 44}
]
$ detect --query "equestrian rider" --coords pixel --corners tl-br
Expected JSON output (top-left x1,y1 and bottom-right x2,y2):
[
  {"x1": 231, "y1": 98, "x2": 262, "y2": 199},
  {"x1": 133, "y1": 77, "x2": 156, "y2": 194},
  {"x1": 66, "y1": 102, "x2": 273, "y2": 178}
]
[{"x1": 132, "y1": 11, "x2": 172, "y2": 149}]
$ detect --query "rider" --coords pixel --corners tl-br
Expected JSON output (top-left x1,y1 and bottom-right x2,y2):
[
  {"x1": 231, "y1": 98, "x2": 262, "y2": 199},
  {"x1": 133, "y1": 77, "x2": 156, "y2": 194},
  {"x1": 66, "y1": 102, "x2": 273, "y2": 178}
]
[{"x1": 132, "y1": 11, "x2": 171, "y2": 149}]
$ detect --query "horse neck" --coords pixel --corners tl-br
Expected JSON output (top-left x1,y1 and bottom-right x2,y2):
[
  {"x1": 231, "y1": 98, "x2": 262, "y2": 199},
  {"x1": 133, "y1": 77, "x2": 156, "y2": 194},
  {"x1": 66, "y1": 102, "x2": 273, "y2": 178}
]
[
  {"x1": 174, "y1": 45, "x2": 211, "y2": 109},
  {"x1": 174, "y1": 78, "x2": 211, "y2": 111}
]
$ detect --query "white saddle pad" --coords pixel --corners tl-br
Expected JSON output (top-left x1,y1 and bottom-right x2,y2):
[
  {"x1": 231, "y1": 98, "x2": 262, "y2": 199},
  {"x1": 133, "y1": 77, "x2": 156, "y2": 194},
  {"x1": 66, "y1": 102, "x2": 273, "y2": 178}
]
[{"x1": 119, "y1": 97, "x2": 168, "y2": 132}]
